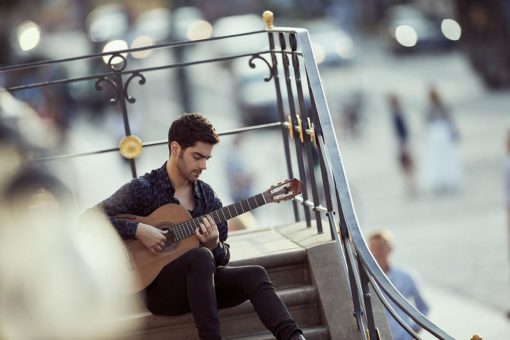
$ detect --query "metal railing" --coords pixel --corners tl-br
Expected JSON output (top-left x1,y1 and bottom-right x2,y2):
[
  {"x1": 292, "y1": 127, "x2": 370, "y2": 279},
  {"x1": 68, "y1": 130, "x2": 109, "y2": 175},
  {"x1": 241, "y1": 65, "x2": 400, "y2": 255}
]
[{"x1": 0, "y1": 11, "x2": 460, "y2": 340}]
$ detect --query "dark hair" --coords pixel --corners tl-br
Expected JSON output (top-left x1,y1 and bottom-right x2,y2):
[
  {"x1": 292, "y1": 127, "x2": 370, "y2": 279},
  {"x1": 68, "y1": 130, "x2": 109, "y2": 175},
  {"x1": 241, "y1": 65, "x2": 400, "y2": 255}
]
[{"x1": 168, "y1": 113, "x2": 219, "y2": 150}]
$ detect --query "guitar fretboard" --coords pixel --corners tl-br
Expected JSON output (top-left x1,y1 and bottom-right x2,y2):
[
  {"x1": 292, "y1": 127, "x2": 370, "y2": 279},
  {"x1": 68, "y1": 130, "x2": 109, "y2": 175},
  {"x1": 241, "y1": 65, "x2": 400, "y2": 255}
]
[{"x1": 170, "y1": 193, "x2": 267, "y2": 241}]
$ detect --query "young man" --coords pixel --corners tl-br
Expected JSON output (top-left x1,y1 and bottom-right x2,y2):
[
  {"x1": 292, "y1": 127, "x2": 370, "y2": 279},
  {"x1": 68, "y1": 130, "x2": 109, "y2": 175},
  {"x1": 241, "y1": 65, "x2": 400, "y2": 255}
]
[{"x1": 95, "y1": 113, "x2": 305, "y2": 340}]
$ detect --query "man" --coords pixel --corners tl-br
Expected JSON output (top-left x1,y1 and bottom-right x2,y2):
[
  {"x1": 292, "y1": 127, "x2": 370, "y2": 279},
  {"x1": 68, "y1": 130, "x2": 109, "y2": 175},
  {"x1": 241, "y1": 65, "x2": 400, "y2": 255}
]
[
  {"x1": 94, "y1": 113, "x2": 305, "y2": 340},
  {"x1": 368, "y1": 229, "x2": 429, "y2": 340}
]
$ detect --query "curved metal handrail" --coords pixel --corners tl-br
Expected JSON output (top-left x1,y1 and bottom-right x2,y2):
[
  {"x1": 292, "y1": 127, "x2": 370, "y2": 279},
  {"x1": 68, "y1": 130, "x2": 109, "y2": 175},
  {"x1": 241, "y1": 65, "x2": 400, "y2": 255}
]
[{"x1": 289, "y1": 26, "x2": 454, "y2": 339}]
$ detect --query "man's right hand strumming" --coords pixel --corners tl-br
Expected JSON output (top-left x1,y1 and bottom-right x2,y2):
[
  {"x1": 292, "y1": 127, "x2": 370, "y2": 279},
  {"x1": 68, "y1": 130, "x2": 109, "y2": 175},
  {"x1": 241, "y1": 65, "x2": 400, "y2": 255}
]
[{"x1": 135, "y1": 223, "x2": 168, "y2": 254}]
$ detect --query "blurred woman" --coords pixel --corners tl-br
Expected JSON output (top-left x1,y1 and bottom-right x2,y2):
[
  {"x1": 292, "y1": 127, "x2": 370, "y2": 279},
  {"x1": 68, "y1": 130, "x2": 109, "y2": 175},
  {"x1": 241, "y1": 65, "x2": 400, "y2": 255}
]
[{"x1": 422, "y1": 85, "x2": 462, "y2": 194}]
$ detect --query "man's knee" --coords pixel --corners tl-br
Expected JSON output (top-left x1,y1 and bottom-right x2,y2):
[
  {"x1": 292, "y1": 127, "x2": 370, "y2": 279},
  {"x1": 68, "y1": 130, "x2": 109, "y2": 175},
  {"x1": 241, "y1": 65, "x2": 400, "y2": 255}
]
[
  {"x1": 243, "y1": 265, "x2": 272, "y2": 293},
  {"x1": 186, "y1": 247, "x2": 215, "y2": 272}
]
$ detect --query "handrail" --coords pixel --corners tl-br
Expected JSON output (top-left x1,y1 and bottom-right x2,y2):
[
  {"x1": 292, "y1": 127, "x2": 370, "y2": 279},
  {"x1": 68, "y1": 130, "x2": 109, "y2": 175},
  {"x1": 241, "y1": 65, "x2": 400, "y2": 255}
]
[{"x1": 291, "y1": 25, "x2": 454, "y2": 339}]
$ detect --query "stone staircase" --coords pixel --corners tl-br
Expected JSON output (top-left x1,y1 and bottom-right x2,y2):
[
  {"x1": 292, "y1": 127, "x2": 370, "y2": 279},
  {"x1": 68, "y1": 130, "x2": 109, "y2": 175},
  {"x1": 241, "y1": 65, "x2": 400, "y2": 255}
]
[{"x1": 119, "y1": 222, "x2": 391, "y2": 339}]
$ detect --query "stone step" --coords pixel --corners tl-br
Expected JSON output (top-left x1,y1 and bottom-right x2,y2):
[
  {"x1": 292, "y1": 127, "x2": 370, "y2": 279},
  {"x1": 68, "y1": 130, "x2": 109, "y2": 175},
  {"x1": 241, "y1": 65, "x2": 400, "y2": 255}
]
[
  {"x1": 229, "y1": 248, "x2": 309, "y2": 289},
  {"x1": 224, "y1": 325, "x2": 331, "y2": 340},
  {"x1": 123, "y1": 285, "x2": 322, "y2": 340}
]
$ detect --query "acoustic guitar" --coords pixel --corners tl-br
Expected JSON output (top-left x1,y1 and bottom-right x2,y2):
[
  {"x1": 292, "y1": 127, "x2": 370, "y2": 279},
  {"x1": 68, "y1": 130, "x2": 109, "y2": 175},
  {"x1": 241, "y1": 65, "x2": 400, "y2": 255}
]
[{"x1": 116, "y1": 178, "x2": 302, "y2": 292}]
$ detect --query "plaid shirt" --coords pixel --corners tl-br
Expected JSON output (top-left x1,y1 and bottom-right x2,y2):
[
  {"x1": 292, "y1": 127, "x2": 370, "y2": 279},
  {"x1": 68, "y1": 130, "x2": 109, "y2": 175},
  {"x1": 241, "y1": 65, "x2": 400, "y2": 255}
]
[{"x1": 96, "y1": 162, "x2": 230, "y2": 266}]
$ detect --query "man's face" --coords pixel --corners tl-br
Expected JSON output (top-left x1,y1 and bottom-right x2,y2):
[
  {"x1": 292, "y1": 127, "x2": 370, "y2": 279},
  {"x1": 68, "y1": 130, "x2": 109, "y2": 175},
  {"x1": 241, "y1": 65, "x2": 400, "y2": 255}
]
[
  {"x1": 368, "y1": 237, "x2": 391, "y2": 266},
  {"x1": 175, "y1": 141, "x2": 213, "y2": 182}
]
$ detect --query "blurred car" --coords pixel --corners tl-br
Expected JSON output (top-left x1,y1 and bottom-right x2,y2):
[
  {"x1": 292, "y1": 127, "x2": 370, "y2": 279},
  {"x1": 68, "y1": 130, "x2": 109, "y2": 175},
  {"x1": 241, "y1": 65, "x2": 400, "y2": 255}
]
[
  {"x1": 231, "y1": 57, "x2": 313, "y2": 126},
  {"x1": 231, "y1": 58, "x2": 278, "y2": 126},
  {"x1": 212, "y1": 14, "x2": 266, "y2": 66},
  {"x1": 128, "y1": 6, "x2": 212, "y2": 44},
  {"x1": 383, "y1": 4, "x2": 462, "y2": 53},
  {"x1": 307, "y1": 20, "x2": 357, "y2": 67}
]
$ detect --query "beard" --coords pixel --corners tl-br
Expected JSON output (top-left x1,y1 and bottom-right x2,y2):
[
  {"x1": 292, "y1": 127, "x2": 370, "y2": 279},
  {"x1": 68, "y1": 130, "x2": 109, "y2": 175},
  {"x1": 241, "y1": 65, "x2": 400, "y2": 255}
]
[{"x1": 176, "y1": 153, "x2": 201, "y2": 182}]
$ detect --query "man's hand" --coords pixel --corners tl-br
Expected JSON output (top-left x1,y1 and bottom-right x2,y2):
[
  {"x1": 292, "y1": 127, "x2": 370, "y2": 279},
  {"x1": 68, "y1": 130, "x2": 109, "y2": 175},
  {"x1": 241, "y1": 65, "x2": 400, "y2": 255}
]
[
  {"x1": 195, "y1": 215, "x2": 219, "y2": 250},
  {"x1": 135, "y1": 223, "x2": 168, "y2": 255}
]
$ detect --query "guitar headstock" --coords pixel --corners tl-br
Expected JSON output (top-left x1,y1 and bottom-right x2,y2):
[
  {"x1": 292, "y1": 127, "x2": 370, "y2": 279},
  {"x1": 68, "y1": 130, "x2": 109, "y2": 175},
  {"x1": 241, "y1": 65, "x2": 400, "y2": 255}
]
[{"x1": 264, "y1": 179, "x2": 303, "y2": 203}]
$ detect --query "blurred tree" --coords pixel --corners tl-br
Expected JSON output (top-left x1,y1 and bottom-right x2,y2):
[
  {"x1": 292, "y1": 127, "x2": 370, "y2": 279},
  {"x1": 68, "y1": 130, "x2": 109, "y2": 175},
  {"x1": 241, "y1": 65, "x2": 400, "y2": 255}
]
[{"x1": 454, "y1": 0, "x2": 510, "y2": 88}]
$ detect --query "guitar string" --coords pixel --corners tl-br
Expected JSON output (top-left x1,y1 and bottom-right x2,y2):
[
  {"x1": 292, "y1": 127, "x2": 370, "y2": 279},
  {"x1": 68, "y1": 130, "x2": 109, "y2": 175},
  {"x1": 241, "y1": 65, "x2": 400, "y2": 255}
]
[
  {"x1": 171, "y1": 193, "x2": 267, "y2": 241},
  {"x1": 127, "y1": 187, "x2": 294, "y2": 252}
]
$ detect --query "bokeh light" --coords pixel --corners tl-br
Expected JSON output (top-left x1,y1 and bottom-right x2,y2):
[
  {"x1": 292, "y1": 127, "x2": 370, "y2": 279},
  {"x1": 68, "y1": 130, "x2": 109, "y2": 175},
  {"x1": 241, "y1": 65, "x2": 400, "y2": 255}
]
[
  {"x1": 17, "y1": 21, "x2": 41, "y2": 52},
  {"x1": 102, "y1": 39, "x2": 128, "y2": 65},
  {"x1": 187, "y1": 20, "x2": 213, "y2": 41},
  {"x1": 441, "y1": 19, "x2": 462, "y2": 41},
  {"x1": 131, "y1": 35, "x2": 154, "y2": 59},
  {"x1": 394, "y1": 25, "x2": 418, "y2": 47},
  {"x1": 336, "y1": 36, "x2": 356, "y2": 59}
]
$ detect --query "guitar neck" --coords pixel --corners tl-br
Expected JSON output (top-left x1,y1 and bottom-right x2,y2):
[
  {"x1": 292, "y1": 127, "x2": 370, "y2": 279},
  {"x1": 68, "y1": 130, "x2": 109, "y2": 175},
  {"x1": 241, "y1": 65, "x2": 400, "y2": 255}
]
[{"x1": 174, "y1": 193, "x2": 267, "y2": 241}]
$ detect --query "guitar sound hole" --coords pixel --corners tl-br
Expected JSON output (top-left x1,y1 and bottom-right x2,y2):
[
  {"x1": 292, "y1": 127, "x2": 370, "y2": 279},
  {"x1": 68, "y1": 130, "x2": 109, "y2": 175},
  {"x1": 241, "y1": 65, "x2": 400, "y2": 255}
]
[
  {"x1": 161, "y1": 228, "x2": 179, "y2": 252},
  {"x1": 165, "y1": 230, "x2": 176, "y2": 245}
]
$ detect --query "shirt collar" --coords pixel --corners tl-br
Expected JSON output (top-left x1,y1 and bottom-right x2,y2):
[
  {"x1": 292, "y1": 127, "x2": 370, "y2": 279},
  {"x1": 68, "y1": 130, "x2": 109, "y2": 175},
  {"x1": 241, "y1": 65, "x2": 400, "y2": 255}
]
[
  {"x1": 159, "y1": 161, "x2": 203, "y2": 201},
  {"x1": 159, "y1": 162, "x2": 174, "y2": 197}
]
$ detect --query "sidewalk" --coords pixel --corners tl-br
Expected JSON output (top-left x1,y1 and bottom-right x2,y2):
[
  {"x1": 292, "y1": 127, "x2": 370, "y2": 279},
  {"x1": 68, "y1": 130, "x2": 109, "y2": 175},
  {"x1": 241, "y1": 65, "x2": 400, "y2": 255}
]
[{"x1": 422, "y1": 283, "x2": 510, "y2": 340}]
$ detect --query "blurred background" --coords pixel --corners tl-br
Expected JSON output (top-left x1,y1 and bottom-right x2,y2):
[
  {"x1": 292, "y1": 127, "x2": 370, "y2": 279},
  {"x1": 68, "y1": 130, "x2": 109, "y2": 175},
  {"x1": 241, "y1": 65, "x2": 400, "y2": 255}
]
[{"x1": 1, "y1": 0, "x2": 510, "y2": 339}]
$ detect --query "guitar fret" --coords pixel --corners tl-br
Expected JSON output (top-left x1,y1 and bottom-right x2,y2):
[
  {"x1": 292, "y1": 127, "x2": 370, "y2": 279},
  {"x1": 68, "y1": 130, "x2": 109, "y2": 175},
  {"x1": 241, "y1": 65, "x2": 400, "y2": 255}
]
[
  {"x1": 189, "y1": 220, "x2": 197, "y2": 236},
  {"x1": 256, "y1": 194, "x2": 265, "y2": 206},
  {"x1": 235, "y1": 202, "x2": 242, "y2": 215},
  {"x1": 177, "y1": 225, "x2": 184, "y2": 240}
]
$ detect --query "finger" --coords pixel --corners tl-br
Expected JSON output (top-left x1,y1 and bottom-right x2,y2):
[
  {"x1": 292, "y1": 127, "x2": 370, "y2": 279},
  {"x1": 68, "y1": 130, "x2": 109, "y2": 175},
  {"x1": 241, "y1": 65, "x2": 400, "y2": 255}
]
[
  {"x1": 195, "y1": 227, "x2": 205, "y2": 241},
  {"x1": 202, "y1": 217, "x2": 211, "y2": 229},
  {"x1": 200, "y1": 221, "x2": 209, "y2": 234},
  {"x1": 205, "y1": 215, "x2": 216, "y2": 227}
]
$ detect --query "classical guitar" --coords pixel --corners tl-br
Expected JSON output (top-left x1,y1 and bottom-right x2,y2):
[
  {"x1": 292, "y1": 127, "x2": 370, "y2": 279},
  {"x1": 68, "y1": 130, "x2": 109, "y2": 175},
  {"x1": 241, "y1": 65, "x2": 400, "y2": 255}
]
[{"x1": 116, "y1": 178, "x2": 302, "y2": 292}]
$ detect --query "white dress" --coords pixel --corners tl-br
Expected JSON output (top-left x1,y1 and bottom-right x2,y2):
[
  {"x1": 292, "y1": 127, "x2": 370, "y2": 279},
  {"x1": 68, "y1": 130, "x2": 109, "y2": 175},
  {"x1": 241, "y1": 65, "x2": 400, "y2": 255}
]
[{"x1": 422, "y1": 107, "x2": 462, "y2": 192}]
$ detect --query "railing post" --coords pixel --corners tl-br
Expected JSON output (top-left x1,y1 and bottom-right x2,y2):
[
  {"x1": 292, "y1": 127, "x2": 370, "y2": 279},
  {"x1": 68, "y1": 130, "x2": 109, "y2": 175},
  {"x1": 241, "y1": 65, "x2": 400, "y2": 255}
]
[
  {"x1": 289, "y1": 32, "x2": 323, "y2": 233},
  {"x1": 358, "y1": 256, "x2": 381, "y2": 340},
  {"x1": 111, "y1": 71, "x2": 138, "y2": 178},
  {"x1": 278, "y1": 31, "x2": 312, "y2": 227},
  {"x1": 264, "y1": 11, "x2": 300, "y2": 222}
]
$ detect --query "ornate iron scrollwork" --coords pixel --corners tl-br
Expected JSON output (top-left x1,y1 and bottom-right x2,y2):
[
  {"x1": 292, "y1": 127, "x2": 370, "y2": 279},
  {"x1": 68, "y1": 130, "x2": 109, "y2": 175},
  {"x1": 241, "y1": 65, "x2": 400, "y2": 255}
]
[
  {"x1": 106, "y1": 52, "x2": 127, "y2": 72},
  {"x1": 95, "y1": 76, "x2": 120, "y2": 104},
  {"x1": 248, "y1": 54, "x2": 275, "y2": 82},
  {"x1": 124, "y1": 72, "x2": 146, "y2": 103}
]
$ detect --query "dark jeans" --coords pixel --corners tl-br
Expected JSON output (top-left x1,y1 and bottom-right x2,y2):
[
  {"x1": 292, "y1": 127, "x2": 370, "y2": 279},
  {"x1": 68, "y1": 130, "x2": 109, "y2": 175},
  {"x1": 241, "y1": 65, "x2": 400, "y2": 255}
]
[{"x1": 145, "y1": 247, "x2": 301, "y2": 340}]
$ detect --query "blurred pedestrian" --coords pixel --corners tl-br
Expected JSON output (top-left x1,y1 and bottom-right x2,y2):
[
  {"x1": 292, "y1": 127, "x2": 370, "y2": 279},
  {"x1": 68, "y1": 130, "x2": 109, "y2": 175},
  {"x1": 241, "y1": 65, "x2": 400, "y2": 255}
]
[
  {"x1": 225, "y1": 134, "x2": 254, "y2": 203},
  {"x1": 224, "y1": 135, "x2": 258, "y2": 232},
  {"x1": 388, "y1": 94, "x2": 416, "y2": 195},
  {"x1": 422, "y1": 84, "x2": 461, "y2": 194},
  {"x1": 368, "y1": 229, "x2": 430, "y2": 340},
  {"x1": 0, "y1": 123, "x2": 139, "y2": 339},
  {"x1": 340, "y1": 90, "x2": 364, "y2": 138}
]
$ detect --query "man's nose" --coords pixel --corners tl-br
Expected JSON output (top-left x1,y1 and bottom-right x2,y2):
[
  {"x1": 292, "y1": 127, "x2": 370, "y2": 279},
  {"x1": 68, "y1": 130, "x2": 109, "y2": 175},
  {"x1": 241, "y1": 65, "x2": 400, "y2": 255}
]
[{"x1": 199, "y1": 159, "x2": 207, "y2": 170}]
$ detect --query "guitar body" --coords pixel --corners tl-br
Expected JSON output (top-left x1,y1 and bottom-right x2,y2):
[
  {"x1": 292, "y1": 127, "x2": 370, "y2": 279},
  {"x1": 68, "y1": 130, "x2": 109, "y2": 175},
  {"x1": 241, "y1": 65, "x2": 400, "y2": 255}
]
[{"x1": 118, "y1": 204, "x2": 199, "y2": 293}]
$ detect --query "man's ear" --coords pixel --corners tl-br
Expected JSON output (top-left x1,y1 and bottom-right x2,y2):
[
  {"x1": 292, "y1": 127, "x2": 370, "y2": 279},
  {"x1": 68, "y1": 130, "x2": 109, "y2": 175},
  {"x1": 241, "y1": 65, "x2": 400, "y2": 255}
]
[{"x1": 170, "y1": 141, "x2": 181, "y2": 157}]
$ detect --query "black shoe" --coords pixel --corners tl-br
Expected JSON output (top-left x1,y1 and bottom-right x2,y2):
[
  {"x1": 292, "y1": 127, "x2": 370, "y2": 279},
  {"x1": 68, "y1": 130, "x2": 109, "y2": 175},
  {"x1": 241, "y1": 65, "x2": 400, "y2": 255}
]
[{"x1": 290, "y1": 333, "x2": 306, "y2": 340}]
